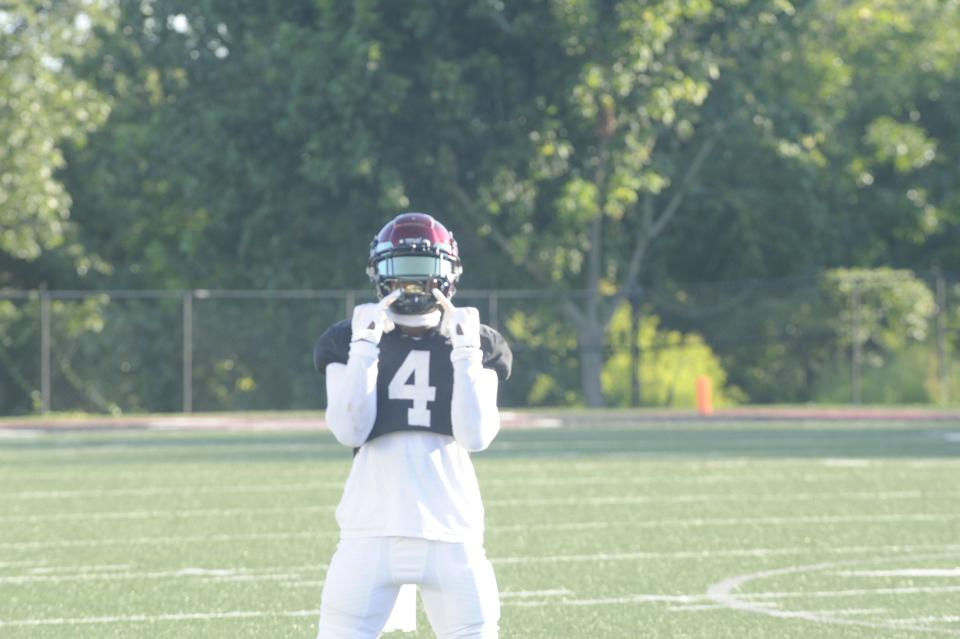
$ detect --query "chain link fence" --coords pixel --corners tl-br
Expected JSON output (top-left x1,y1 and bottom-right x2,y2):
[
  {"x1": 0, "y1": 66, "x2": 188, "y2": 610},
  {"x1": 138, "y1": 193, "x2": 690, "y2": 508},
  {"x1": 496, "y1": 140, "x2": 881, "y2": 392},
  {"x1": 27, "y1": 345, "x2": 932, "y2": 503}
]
[{"x1": 1, "y1": 271, "x2": 956, "y2": 415}]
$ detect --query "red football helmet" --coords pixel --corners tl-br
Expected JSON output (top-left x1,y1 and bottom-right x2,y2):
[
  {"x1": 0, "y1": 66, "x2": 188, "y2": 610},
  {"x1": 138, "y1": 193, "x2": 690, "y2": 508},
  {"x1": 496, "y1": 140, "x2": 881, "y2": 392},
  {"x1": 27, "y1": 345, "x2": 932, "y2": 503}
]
[{"x1": 366, "y1": 213, "x2": 463, "y2": 314}]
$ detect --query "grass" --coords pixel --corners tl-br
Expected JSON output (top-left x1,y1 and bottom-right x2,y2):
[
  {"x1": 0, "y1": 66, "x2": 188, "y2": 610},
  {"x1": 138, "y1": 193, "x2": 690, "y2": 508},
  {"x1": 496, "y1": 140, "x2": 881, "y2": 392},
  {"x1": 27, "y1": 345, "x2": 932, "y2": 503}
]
[{"x1": 1, "y1": 419, "x2": 959, "y2": 638}]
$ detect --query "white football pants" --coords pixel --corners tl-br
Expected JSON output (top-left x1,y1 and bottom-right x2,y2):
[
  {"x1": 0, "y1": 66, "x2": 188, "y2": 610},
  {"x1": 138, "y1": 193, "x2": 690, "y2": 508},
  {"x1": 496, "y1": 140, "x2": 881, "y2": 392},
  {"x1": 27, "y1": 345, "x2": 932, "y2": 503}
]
[{"x1": 316, "y1": 536, "x2": 500, "y2": 639}]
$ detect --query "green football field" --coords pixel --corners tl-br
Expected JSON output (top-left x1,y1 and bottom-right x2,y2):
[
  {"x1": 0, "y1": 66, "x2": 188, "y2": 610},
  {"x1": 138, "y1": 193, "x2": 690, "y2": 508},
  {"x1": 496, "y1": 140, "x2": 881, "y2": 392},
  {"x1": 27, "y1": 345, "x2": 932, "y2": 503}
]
[{"x1": 1, "y1": 418, "x2": 959, "y2": 638}]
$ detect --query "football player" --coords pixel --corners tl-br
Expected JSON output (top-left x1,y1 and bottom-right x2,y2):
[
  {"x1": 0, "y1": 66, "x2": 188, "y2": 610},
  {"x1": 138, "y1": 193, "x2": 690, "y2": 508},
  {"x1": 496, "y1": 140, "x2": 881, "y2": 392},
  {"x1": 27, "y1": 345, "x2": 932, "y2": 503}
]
[{"x1": 313, "y1": 212, "x2": 512, "y2": 639}]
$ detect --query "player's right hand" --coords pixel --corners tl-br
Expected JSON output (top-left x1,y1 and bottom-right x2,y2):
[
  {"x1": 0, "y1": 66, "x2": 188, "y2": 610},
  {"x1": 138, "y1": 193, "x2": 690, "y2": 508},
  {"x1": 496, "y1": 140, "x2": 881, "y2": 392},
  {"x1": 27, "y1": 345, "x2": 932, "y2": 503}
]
[{"x1": 350, "y1": 289, "x2": 401, "y2": 344}]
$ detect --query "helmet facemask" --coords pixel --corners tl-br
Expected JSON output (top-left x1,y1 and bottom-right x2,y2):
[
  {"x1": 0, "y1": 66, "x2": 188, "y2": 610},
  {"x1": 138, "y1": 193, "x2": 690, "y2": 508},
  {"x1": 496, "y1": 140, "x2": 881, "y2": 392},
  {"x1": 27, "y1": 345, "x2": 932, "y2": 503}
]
[{"x1": 367, "y1": 238, "x2": 462, "y2": 315}]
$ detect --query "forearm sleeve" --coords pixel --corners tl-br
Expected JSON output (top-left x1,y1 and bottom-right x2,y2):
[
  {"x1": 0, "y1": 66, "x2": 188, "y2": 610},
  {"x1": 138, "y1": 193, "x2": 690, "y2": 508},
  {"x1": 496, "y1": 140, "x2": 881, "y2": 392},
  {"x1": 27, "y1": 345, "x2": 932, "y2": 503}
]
[
  {"x1": 450, "y1": 347, "x2": 501, "y2": 452},
  {"x1": 324, "y1": 340, "x2": 379, "y2": 447}
]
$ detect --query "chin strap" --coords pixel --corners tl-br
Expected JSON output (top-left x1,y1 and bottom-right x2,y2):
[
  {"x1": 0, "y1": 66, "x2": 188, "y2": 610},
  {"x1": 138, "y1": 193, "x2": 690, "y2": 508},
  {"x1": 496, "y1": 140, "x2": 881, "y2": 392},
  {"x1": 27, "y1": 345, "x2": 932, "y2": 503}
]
[{"x1": 386, "y1": 309, "x2": 441, "y2": 328}]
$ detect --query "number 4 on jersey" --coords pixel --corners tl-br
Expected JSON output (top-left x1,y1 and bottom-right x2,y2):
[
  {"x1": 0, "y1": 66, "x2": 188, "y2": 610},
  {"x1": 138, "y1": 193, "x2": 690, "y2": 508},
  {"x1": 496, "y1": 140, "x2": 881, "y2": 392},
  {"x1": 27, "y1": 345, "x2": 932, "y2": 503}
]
[{"x1": 387, "y1": 350, "x2": 437, "y2": 427}]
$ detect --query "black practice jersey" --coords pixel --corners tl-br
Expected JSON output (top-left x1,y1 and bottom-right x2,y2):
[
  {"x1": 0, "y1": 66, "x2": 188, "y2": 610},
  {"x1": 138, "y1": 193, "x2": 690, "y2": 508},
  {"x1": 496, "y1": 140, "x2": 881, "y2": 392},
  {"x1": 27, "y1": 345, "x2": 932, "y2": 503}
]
[{"x1": 314, "y1": 320, "x2": 511, "y2": 442}]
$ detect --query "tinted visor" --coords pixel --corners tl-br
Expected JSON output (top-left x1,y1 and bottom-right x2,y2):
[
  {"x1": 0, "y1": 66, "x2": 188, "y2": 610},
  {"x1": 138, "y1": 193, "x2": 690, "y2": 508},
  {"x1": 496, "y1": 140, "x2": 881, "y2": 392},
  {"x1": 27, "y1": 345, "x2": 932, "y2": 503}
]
[{"x1": 375, "y1": 255, "x2": 454, "y2": 278}]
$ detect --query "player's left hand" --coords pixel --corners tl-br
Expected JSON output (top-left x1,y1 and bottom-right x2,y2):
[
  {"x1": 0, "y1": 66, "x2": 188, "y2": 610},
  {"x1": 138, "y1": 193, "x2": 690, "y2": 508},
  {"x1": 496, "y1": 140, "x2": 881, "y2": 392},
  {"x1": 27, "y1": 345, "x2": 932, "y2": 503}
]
[{"x1": 433, "y1": 289, "x2": 481, "y2": 350}]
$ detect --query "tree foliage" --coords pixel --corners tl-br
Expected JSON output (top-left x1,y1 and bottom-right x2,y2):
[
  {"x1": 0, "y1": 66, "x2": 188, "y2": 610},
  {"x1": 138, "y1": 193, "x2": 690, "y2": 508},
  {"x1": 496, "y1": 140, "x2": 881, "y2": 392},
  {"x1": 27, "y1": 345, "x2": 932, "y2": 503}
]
[
  {"x1": 2, "y1": 0, "x2": 959, "y2": 414},
  {"x1": 603, "y1": 305, "x2": 742, "y2": 408},
  {"x1": 0, "y1": 1, "x2": 112, "y2": 286}
]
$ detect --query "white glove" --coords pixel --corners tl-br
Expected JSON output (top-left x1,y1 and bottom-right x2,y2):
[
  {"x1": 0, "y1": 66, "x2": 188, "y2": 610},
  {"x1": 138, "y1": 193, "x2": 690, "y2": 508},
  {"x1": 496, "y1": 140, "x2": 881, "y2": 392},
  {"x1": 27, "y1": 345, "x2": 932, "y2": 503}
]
[
  {"x1": 433, "y1": 289, "x2": 481, "y2": 350},
  {"x1": 351, "y1": 289, "x2": 401, "y2": 344}
]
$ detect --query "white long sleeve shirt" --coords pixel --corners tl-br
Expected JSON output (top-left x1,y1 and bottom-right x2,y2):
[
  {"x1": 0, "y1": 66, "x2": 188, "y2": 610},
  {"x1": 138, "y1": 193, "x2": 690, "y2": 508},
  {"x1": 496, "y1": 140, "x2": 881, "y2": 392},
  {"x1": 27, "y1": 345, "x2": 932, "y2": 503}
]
[{"x1": 324, "y1": 336, "x2": 503, "y2": 545}]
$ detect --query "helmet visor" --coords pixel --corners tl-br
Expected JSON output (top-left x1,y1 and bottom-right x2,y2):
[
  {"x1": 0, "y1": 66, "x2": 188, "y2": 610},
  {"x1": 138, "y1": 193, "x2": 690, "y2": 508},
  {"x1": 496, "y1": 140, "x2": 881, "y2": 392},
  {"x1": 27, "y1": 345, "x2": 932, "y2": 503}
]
[{"x1": 375, "y1": 255, "x2": 455, "y2": 278}]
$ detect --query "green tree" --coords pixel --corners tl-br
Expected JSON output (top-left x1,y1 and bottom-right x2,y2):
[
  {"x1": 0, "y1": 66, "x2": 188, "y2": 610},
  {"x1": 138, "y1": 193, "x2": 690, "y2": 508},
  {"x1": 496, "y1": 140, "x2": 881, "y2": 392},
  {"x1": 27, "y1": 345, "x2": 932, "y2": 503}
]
[
  {"x1": 0, "y1": 2, "x2": 113, "y2": 415},
  {"x1": 684, "y1": 268, "x2": 937, "y2": 404},
  {"x1": 603, "y1": 304, "x2": 740, "y2": 407},
  {"x1": 0, "y1": 1, "x2": 112, "y2": 286},
  {"x1": 660, "y1": 0, "x2": 960, "y2": 283},
  {"x1": 438, "y1": 1, "x2": 804, "y2": 405},
  {"x1": 52, "y1": 0, "x2": 960, "y2": 413}
]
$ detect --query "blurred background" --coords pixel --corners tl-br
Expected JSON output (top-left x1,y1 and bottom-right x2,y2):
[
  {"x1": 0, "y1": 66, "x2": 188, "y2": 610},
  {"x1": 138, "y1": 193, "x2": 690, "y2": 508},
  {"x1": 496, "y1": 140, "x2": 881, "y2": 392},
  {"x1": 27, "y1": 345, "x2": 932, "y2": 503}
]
[{"x1": 2, "y1": 0, "x2": 959, "y2": 415}]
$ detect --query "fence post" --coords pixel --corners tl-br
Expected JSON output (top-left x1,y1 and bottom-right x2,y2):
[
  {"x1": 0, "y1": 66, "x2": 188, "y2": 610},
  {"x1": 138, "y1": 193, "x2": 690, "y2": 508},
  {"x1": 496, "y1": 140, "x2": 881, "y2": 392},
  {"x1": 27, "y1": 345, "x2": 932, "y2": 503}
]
[
  {"x1": 851, "y1": 278, "x2": 862, "y2": 405},
  {"x1": 344, "y1": 290, "x2": 356, "y2": 319},
  {"x1": 488, "y1": 291, "x2": 499, "y2": 331},
  {"x1": 182, "y1": 291, "x2": 193, "y2": 413},
  {"x1": 935, "y1": 272, "x2": 948, "y2": 405},
  {"x1": 630, "y1": 294, "x2": 641, "y2": 407},
  {"x1": 40, "y1": 292, "x2": 51, "y2": 413}
]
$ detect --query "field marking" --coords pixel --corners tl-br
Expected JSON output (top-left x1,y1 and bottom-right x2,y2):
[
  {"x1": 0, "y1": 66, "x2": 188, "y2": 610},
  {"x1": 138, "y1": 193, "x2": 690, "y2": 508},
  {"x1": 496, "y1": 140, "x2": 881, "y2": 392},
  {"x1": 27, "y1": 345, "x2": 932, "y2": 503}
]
[
  {"x1": 835, "y1": 568, "x2": 960, "y2": 578},
  {"x1": 0, "y1": 566, "x2": 316, "y2": 585},
  {"x1": 0, "y1": 441, "x2": 346, "y2": 454},
  {"x1": 281, "y1": 580, "x2": 325, "y2": 588},
  {"x1": 821, "y1": 459, "x2": 871, "y2": 467},
  {"x1": 490, "y1": 512, "x2": 960, "y2": 532},
  {"x1": 0, "y1": 609, "x2": 321, "y2": 628},
  {"x1": 4, "y1": 456, "x2": 955, "y2": 483},
  {"x1": 2, "y1": 472, "x2": 828, "y2": 500},
  {"x1": 893, "y1": 616, "x2": 960, "y2": 625},
  {"x1": 3, "y1": 566, "x2": 960, "y2": 629},
  {"x1": 499, "y1": 588, "x2": 574, "y2": 599},
  {"x1": 0, "y1": 560, "x2": 46, "y2": 569},
  {"x1": 3, "y1": 546, "x2": 960, "y2": 584},
  {"x1": 736, "y1": 585, "x2": 960, "y2": 599},
  {"x1": 28, "y1": 564, "x2": 130, "y2": 574},
  {"x1": 5, "y1": 470, "x2": 937, "y2": 499},
  {"x1": 487, "y1": 433, "x2": 960, "y2": 451},
  {"x1": 0, "y1": 600, "x2": 939, "y2": 630},
  {"x1": 0, "y1": 430, "x2": 41, "y2": 438},
  {"x1": 2, "y1": 482, "x2": 345, "y2": 500},
  {"x1": 0, "y1": 505, "x2": 334, "y2": 524},
  {"x1": 486, "y1": 489, "x2": 942, "y2": 507},
  {"x1": 706, "y1": 552, "x2": 960, "y2": 636},
  {"x1": 505, "y1": 593, "x2": 703, "y2": 607},
  {"x1": 0, "y1": 473, "x2": 859, "y2": 499},
  {"x1": 4, "y1": 515, "x2": 960, "y2": 551},
  {"x1": 0, "y1": 531, "x2": 327, "y2": 551},
  {"x1": 493, "y1": 543, "x2": 960, "y2": 565},
  {"x1": 5, "y1": 489, "x2": 952, "y2": 525}
]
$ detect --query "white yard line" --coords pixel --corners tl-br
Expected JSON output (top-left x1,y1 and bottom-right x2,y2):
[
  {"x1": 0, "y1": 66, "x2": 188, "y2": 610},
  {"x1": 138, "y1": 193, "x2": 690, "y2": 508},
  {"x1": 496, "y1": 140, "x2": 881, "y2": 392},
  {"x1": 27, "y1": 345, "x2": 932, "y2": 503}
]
[
  {"x1": 3, "y1": 546, "x2": 959, "y2": 585},
  {"x1": 281, "y1": 580, "x2": 325, "y2": 588},
  {"x1": 499, "y1": 588, "x2": 574, "y2": 599},
  {"x1": 0, "y1": 530, "x2": 327, "y2": 551},
  {"x1": 3, "y1": 490, "x2": 948, "y2": 524},
  {"x1": 3, "y1": 557, "x2": 960, "y2": 630},
  {"x1": 0, "y1": 505, "x2": 335, "y2": 524},
  {"x1": 0, "y1": 560, "x2": 46, "y2": 569},
  {"x1": 0, "y1": 472, "x2": 911, "y2": 500},
  {"x1": 505, "y1": 593, "x2": 704, "y2": 607},
  {"x1": 0, "y1": 568, "x2": 312, "y2": 585},
  {"x1": 834, "y1": 568, "x2": 960, "y2": 577},
  {"x1": 3, "y1": 441, "x2": 345, "y2": 455},
  {"x1": 493, "y1": 544, "x2": 960, "y2": 565},
  {"x1": 485, "y1": 490, "x2": 935, "y2": 506},
  {"x1": 492, "y1": 512, "x2": 960, "y2": 532},
  {"x1": 706, "y1": 552, "x2": 960, "y2": 636},
  {"x1": 891, "y1": 616, "x2": 960, "y2": 625},
  {"x1": 3, "y1": 458, "x2": 951, "y2": 484},
  {"x1": 3, "y1": 482, "x2": 345, "y2": 499},
  {"x1": 4, "y1": 516, "x2": 960, "y2": 551},
  {"x1": 28, "y1": 564, "x2": 130, "y2": 575},
  {"x1": 741, "y1": 585, "x2": 960, "y2": 599},
  {"x1": 0, "y1": 430, "x2": 41, "y2": 438},
  {"x1": 0, "y1": 609, "x2": 321, "y2": 628}
]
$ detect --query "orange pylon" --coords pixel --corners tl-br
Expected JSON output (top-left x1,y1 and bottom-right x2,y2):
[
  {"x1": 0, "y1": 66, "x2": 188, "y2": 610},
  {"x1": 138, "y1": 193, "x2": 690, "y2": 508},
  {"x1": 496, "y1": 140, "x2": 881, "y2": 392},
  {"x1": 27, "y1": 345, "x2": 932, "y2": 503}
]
[{"x1": 696, "y1": 376, "x2": 714, "y2": 416}]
